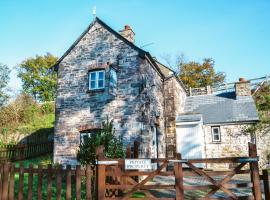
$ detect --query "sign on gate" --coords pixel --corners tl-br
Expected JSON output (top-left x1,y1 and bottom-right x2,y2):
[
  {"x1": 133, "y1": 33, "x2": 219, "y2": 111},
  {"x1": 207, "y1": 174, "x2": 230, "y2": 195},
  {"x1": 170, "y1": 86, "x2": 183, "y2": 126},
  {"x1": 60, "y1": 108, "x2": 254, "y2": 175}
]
[{"x1": 125, "y1": 159, "x2": 152, "y2": 170}]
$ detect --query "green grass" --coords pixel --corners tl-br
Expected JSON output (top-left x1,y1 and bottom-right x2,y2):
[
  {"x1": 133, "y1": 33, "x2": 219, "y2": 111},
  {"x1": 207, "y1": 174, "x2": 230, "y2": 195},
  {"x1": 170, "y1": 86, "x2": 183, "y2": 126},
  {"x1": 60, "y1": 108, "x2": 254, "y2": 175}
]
[{"x1": 15, "y1": 154, "x2": 53, "y2": 167}]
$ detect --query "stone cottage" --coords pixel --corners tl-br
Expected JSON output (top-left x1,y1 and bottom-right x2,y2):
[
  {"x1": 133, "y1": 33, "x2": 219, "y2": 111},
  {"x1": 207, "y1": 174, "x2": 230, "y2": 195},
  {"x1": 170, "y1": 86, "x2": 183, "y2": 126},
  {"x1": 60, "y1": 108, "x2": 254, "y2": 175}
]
[{"x1": 53, "y1": 17, "x2": 260, "y2": 166}]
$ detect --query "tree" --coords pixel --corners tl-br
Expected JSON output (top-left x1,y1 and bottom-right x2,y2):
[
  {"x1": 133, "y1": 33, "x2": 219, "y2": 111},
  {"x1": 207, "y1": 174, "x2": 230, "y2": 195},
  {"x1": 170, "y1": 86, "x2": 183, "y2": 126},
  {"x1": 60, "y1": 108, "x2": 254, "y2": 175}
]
[
  {"x1": 248, "y1": 84, "x2": 270, "y2": 135},
  {"x1": 179, "y1": 58, "x2": 226, "y2": 88},
  {"x1": 0, "y1": 63, "x2": 10, "y2": 107},
  {"x1": 17, "y1": 53, "x2": 57, "y2": 102},
  {"x1": 77, "y1": 119, "x2": 125, "y2": 166}
]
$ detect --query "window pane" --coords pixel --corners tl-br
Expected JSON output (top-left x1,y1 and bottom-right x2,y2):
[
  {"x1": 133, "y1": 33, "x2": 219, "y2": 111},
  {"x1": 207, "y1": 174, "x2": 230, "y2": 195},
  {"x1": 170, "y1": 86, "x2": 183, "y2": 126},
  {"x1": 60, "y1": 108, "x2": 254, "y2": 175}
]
[
  {"x1": 213, "y1": 128, "x2": 219, "y2": 134},
  {"x1": 90, "y1": 72, "x2": 96, "y2": 81},
  {"x1": 90, "y1": 81, "x2": 96, "y2": 89},
  {"x1": 98, "y1": 80, "x2": 104, "y2": 88},
  {"x1": 98, "y1": 71, "x2": 104, "y2": 80},
  {"x1": 214, "y1": 134, "x2": 220, "y2": 141}
]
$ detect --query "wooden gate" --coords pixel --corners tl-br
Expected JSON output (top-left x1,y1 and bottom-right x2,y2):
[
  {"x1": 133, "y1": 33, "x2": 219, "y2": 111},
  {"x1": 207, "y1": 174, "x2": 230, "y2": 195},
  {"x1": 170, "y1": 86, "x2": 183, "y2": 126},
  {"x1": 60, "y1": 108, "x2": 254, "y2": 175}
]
[{"x1": 96, "y1": 143, "x2": 263, "y2": 200}]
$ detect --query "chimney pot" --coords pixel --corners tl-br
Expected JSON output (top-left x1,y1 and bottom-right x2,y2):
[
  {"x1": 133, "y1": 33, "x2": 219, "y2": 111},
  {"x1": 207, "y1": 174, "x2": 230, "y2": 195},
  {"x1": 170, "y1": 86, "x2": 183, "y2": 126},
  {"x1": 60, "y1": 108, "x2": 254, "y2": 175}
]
[
  {"x1": 119, "y1": 24, "x2": 135, "y2": 43},
  {"x1": 239, "y1": 77, "x2": 246, "y2": 82},
  {"x1": 125, "y1": 25, "x2": 131, "y2": 30}
]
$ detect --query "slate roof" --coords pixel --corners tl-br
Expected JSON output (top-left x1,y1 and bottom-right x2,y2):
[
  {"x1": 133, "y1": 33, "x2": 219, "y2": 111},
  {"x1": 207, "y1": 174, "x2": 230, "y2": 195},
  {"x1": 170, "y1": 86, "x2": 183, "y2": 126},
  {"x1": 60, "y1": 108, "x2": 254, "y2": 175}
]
[
  {"x1": 184, "y1": 92, "x2": 259, "y2": 124},
  {"x1": 153, "y1": 59, "x2": 174, "y2": 77}
]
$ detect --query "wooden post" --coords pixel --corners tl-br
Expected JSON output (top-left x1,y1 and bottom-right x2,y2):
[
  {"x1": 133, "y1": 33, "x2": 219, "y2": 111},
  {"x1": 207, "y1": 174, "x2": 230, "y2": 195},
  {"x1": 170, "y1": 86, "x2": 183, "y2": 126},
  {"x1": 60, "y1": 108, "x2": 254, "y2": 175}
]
[
  {"x1": 85, "y1": 165, "x2": 92, "y2": 200},
  {"x1": 9, "y1": 163, "x2": 15, "y2": 200},
  {"x1": 0, "y1": 164, "x2": 3, "y2": 197},
  {"x1": 174, "y1": 153, "x2": 184, "y2": 200},
  {"x1": 27, "y1": 164, "x2": 34, "y2": 200},
  {"x1": 18, "y1": 163, "x2": 24, "y2": 200},
  {"x1": 56, "y1": 165, "x2": 62, "y2": 200},
  {"x1": 66, "y1": 165, "x2": 71, "y2": 200},
  {"x1": 47, "y1": 164, "x2": 53, "y2": 200},
  {"x1": 96, "y1": 146, "x2": 106, "y2": 200},
  {"x1": 76, "y1": 165, "x2": 81, "y2": 200},
  {"x1": 134, "y1": 141, "x2": 140, "y2": 159},
  {"x1": 126, "y1": 144, "x2": 131, "y2": 158},
  {"x1": 1, "y1": 163, "x2": 9, "y2": 200},
  {"x1": 248, "y1": 142, "x2": 262, "y2": 200},
  {"x1": 262, "y1": 170, "x2": 270, "y2": 200},
  {"x1": 37, "y1": 165, "x2": 43, "y2": 200}
]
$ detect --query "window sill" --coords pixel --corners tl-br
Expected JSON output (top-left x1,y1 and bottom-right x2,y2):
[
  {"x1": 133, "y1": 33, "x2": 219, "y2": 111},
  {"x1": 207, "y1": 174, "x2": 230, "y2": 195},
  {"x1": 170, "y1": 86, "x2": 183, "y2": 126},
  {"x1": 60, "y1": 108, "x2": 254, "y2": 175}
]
[
  {"x1": 87, "y1": 89, "x2": 105, "y2": 93},
  {"x1": 212, "y1": 141, "x2": 221, "y2": 144}
]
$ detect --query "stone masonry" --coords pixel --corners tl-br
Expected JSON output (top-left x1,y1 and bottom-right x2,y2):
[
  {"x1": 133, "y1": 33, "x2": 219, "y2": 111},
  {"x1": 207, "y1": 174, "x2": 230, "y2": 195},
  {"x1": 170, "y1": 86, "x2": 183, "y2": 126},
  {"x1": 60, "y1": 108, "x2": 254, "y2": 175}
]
[
  {"x1": 164, "y1": 76, "x2": 186, "y2": 157},
  {"x1": 54, "y1": 19, "x2": 170, "y2": 165}
]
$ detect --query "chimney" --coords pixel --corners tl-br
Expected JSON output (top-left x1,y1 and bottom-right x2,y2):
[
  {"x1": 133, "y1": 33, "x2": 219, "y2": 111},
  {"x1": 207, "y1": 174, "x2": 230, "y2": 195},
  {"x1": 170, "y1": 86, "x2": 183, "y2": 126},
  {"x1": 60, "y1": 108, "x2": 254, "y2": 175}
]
[
  {"x1": 119, "y1": 25, "x2": 135, "y2": 43},
  {"x1": 235, "y1": 77, "x2": 251, "y2": 97}
]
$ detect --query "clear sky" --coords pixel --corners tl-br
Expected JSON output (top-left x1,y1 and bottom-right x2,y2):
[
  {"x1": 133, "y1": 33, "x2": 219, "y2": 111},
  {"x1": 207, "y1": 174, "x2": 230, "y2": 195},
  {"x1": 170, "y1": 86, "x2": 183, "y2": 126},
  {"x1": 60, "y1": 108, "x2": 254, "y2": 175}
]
[{"x1": 0, "y1": 0, "x2": 269, "y2": 92}]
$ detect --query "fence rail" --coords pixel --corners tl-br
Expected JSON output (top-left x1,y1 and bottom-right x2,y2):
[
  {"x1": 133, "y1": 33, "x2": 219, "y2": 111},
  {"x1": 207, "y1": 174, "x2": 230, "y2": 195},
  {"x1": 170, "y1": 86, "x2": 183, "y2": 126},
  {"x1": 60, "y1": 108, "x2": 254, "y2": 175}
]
[{"x1": 0, "y1": 142, "x2": 53, "y2": 162}]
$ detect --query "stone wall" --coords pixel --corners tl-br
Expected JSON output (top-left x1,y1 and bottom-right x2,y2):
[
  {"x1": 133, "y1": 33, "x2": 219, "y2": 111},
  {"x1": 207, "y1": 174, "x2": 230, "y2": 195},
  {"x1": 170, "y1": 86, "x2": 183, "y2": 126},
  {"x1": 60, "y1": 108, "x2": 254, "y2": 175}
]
[
  {"x1": 164, "y1": 77, "x2": 187, "y2": 157},
  {"x1": 203, "y1": 124, "x2": 252, "y2": 169},
  {"x1": 54, "y1": 21, "x2": 165, "y2": 165}
]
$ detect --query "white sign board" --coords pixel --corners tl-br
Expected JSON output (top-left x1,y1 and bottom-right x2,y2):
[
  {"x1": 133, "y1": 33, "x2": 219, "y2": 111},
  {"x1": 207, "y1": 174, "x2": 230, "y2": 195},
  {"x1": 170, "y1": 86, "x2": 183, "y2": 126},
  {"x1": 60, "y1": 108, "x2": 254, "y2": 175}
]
[{"x1": 125, "y1": 159, "x2": 152, "y2": 170}]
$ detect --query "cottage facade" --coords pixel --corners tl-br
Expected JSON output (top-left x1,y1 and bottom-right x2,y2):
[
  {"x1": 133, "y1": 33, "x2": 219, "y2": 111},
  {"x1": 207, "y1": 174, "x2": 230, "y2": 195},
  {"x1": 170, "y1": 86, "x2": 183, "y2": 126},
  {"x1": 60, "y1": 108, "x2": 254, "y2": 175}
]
[{"x1": 53, "y1": 18, "x2": 260, "y2": 167}]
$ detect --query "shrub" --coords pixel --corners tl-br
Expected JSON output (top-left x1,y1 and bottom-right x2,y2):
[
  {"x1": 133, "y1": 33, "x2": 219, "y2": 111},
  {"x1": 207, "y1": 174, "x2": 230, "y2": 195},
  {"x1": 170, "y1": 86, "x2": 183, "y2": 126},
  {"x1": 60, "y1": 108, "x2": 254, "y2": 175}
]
[
  {"x1": 77, "y1": 119, "x2": 125, "y2": 166},
  {"x1": 41, "y1": 102, "x2": 55, "y2": 114}
]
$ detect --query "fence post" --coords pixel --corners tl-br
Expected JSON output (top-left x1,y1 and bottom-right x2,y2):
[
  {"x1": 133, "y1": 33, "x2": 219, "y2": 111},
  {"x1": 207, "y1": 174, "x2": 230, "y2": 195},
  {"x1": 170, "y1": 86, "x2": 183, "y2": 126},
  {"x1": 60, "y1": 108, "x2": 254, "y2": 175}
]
[
  {"x1": 126, "y1": 144, "x2": 131, "y2": 158},
  {"x1": 174, "y1": 153, "x2": 184, "y2": 200},
  {"x1": 262, "y1": 170, "x2": 270, "y2": 200},
  {"x1": 1, "y1": 163, "x2": 9, "y2": 200},
  {"x1": 248, "y1": 142, "x2": 262, "y2": 200},
  {"x1": 134, "y1": 141, "x2": 140, "y2": 159},
  {"x1": 96, "y1": 146, "x2": 106, "y2": 200}
]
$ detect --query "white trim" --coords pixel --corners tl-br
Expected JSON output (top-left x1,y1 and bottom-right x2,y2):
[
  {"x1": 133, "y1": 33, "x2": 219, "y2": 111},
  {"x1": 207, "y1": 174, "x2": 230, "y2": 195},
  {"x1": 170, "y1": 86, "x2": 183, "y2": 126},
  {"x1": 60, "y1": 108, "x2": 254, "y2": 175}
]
[
  {"x1": 89, "y1": 70, "x2": 105, "y2": 90},
  {"x1": 211, "y1": 126, "x2": 221, "y2": 142}
]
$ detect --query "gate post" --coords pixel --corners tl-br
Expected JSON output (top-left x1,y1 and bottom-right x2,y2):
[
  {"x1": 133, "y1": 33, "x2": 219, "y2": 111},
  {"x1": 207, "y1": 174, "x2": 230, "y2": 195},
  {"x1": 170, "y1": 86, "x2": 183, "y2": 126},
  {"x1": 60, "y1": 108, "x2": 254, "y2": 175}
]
[
  {"x1": 262, "y1": 170, "x2": 270, "y2": 200},
  {"x1": 248, "y1": 142, "x2": 262, "y2": 200},
  {"x1": 174, "y1": 153, "x2": 184, "y2": 200},
  {"x1": 96, "y1": 146, "x2": 106, "y2": 200}
]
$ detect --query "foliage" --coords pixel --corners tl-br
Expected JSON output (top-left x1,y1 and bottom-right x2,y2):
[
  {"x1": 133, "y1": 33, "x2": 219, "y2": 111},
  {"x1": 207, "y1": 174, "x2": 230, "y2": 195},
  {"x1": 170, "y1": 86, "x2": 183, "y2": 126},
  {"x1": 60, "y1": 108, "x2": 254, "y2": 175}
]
[
  {"x1": 0, "y1": 93, "x2": 55, "y2": 144},
  {"x1": 77, "y1": 119, "x2": 125, "y2": 166},
  {"x1": 0, "y1": 63, "x2": 10, "y2": 106},
  {"x1": 17, "y1": 53, "x2": 57, "y2": 102},
  {"x1": 178, "y1": 58, "x2": 226, "y2": 88},
  {"x1": 247, "y1": 84, "x2": 270, "y2": 135}
]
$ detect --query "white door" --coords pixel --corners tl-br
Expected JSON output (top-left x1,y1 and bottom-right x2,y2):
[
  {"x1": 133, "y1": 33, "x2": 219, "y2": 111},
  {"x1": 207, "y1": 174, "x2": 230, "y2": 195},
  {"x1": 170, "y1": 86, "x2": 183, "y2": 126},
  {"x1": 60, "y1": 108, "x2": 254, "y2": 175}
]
[{"x1": 176, "y1": 122, "x2": 204, "y2": 159}]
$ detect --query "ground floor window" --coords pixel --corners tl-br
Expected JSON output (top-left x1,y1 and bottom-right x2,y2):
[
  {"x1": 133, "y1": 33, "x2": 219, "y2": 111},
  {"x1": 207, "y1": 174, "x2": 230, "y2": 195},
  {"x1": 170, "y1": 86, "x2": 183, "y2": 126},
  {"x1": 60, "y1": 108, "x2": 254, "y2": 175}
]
[
  {"x1": 211, "y1": 126, "x2": 221, "y2": 142},
  {"x1": 80, "y1": 129, "x2": 100, "y2": 144}
]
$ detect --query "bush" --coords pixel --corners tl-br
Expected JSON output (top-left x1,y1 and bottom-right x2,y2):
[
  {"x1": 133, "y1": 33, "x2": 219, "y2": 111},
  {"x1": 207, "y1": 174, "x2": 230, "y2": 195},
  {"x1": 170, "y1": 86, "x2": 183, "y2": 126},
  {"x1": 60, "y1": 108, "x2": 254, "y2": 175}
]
[
  {"x1": 77, "y1": 119, "x2": 125, "y2": 166},
  {"x1": 41, "y1": 102, "x2": 55, "y2": 114}
]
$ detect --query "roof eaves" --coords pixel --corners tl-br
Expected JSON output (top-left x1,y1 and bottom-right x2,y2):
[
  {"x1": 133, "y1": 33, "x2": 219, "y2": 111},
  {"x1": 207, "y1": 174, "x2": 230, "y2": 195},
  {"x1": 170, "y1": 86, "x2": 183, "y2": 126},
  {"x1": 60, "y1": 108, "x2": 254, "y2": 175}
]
[{"x1": 144, "y1": 53, "x2": 165, "y2": 79}]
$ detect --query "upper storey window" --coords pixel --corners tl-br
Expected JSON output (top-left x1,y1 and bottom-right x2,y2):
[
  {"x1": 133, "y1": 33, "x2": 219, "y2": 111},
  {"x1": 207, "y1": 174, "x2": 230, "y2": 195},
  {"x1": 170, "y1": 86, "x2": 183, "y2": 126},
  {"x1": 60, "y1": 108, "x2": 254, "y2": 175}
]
[{"x1": 89, "y1": 70, "x2": 105, "y2": 90}]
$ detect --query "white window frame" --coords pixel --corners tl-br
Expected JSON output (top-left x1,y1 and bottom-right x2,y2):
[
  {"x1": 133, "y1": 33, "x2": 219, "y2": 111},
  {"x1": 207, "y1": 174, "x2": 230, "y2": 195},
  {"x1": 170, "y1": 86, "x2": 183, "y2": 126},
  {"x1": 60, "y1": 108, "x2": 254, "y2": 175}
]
[
  {"x1": 80, "y1": 132, "x2": 92, "y2": 144},
  {"x1": 211, "y1": 126, "x2": 221, "y2": 142},
  {"x1": 89, "y1": 70, "x2": 105, "y2": 90}
]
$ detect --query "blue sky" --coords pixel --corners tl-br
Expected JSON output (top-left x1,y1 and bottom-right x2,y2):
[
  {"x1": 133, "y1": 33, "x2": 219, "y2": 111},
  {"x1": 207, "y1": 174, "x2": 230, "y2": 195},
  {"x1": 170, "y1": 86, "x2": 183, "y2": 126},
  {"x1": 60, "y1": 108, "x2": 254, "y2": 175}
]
[{"x1": 0, "y1": 0, "x2": 269, "y2": 92}]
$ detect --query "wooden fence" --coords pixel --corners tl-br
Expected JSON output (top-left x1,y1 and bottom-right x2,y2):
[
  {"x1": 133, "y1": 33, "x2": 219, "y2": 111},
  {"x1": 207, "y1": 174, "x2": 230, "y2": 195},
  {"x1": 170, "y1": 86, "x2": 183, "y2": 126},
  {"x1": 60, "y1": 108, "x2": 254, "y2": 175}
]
[
  {"x1": 96, "y1": 143, "x2": 267, "y2": 200},
  {"x1": 0, "y1": 163, "x2": 95, "y2": 200},
  {"x1": 0, "y1": 142, "x2": 270, "y2": 200},
  {"x1": 0, "y1": 142, "x2": 53, "y2": 162}
]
